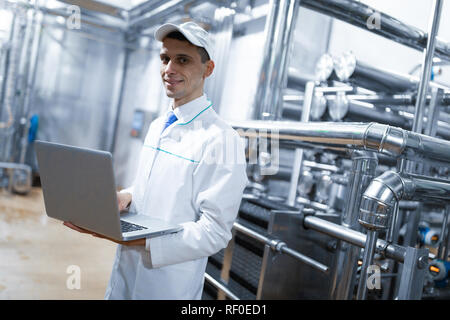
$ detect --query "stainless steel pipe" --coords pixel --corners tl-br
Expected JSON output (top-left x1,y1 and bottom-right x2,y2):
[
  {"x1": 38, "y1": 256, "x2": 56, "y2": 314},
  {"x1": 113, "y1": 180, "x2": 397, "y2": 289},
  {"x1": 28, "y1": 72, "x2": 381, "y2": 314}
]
[
  {"x1": 287, "y1": 67, "x2": 316, "y2": 89},
  {"x1": 359, "y1": 170, "x2": 450, "y2": 261},
  {"x1": 348, "y1": 94, "x2": 415, "y2": 106},
  {"x1": 283, "y1": 99, "x2": 450, "y2": 140},
  {"x1": 288, "y1": 81, "x2": 315, "y2": 206},
  {"x1": 330, "y1": 150, "x2": 378, "y2": 300},
  {"x1": 362, "y1": 171, "x2": 450, "y2": 210},
  {"x1": 406, "y1": 174, "x2": 450, "y2": 201},
  {"x1": 285, "y1": 93, "x2": 450, "y2": 107},
  {"x1": 253, "y1": 0, "x2": 300, "y2": 120},
  {"x1": 332, "y1": 52, "x2": 449, "y2": 94},
  {"x1": 233, "y1": 220, "x2": 330, "y2": 274},
  {"x1": 346, "y1": 100, "x2": 407, "y2": 130},
  {"x1": 356, "y1": 156, "x2": 394, "y2": 300},
  {"x1": 230, "y1": 120, "x2": 450, "y2": 165},
  {"x1": 303, "y1": 215, "x2": 407, "y2": 263},
  {"x1": 356, "y1": 229, "x2": 378, "y2": 300},
  {"x1": 412, "y1": 0, "x2": 443, "y2": 136},
  {"x1": 204, "y1": 273, "x2": 240, "y2": 300},
  {"x1": 300, "y1": 0, "x2": 450, "y2": 62},
  {"x1": 347, "y1": 100, "x2": 450, "y2": 140},
  {"x1": 344, "y1": 151, "x2": 379, "y2": 230},
  {"x1": 296, "y1": 196, "x2": 330, "y2": 212},
  {"x1": 333, "y1": 52, "x2": 419, "y2": 93}
]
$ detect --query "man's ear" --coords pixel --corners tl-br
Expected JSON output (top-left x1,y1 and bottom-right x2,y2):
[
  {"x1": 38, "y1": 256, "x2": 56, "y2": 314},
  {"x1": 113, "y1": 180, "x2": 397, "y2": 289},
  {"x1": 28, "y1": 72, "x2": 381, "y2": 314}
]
[{"x1": 203, "y1": 60, "x2": 215, "y2": 79}]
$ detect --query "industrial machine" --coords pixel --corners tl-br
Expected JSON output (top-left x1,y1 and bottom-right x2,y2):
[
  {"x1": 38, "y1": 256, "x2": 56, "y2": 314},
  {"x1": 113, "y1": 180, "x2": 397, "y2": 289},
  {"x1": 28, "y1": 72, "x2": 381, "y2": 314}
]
[
  {"x1": 204, "y1": 0, "x2": 450, "y2": 300},
  {"x1": 1, "y1": 0, "x2": 449, "y2": 300}
]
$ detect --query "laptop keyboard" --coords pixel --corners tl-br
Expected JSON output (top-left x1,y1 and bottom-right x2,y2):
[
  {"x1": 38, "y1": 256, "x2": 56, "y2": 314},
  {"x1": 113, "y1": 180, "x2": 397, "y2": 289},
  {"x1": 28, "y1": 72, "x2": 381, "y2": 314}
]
[{"x1": 120, "y1": 220, "x2": 148, "y2": 233}]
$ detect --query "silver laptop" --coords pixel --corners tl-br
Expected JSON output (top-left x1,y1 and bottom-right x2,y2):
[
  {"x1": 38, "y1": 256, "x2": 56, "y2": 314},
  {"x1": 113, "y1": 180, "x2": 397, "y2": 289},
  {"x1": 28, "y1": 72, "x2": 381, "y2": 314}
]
[{"x1": 35, "y1": 140, "x2": 183, "y2": 241}]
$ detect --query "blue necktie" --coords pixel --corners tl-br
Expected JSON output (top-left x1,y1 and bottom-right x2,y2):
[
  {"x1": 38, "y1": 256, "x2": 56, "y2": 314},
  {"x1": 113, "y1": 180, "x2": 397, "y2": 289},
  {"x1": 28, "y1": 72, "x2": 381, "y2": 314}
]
[{"x1": 162, "y1": 111, "x2": 178, "y2": 133}]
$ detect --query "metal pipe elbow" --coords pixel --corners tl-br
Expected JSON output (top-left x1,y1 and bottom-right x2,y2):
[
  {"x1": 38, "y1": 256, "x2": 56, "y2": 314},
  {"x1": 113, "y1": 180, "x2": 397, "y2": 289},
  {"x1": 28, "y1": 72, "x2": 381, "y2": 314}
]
[
  {"x1": 363, "y1": 123, "x2": 406, "y2": 158},
  {"x1": 359, "y1": 171, "x2": 404, "y2": 230}
]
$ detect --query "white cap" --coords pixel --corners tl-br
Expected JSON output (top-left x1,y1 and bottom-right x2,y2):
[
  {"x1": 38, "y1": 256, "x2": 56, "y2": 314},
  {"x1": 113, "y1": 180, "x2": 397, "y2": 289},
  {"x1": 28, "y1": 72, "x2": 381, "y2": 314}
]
[{"x1": 154, "y1": 21, "x2": 214, "y2": 61}]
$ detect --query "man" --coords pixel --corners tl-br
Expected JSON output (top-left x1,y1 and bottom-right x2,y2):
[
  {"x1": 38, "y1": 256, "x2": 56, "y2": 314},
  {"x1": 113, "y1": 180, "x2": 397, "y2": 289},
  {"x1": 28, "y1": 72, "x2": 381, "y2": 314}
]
[{"x1": 64, "y1": 21, "x2": 248, "y2": 299}]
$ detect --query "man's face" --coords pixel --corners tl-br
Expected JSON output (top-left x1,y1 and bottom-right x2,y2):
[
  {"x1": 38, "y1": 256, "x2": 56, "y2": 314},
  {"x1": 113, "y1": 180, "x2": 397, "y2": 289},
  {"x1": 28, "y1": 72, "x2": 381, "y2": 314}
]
[{"x1": 160, "y1": 38, "x2": 214, "y2": 106}]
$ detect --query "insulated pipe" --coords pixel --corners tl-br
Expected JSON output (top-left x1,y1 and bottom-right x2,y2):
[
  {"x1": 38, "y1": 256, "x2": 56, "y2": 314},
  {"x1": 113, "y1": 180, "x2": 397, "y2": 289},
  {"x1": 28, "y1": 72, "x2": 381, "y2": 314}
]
[
  {"x1": 346, "y1": 100, "x2": 407, "y2": 128},
  {"x1": 406, "y1": 174, "x2": 450, "y2": 201},
  {"x1": 287, "y1": 67, "x2": 316, "y2": 89},
  {"x1": 386, "y1": 160, "x2": 406, "y2": 244},
  {"x1": 360, "y1": 171, "x2": 450, "y2": 228},
  {"x1": 286, "y1": 93, "x2": 450, "y2": 107},
  {"x1": 347, "y1": 101, "x2": 450, "y2": 140},
  {"x1": 333, "y1": 51, "x2": 419, "y2": 93},
  {"x1": 300, "y1": 0, "x2": 450, "y2": 62},
  {"x1": 333, "y1": 52, "x2": 449, "y2": 94},
  {"x1": 282, "y1": 99, "x2": 450, "y2": 140},
  {"x1": 230, "y1": 121, "x2": 450, "y2": 165}
]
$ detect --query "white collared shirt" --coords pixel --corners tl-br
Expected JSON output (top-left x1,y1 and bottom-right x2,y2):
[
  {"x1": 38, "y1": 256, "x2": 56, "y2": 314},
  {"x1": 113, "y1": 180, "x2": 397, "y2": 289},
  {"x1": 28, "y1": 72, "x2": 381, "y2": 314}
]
[{"x1": 105, "y1": 94, "x2": 248, "y2": 300}]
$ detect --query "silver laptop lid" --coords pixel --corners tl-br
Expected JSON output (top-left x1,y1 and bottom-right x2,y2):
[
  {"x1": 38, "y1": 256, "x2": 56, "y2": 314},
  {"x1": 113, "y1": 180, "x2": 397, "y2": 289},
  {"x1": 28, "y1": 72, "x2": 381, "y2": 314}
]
[{"x1": 35, "y1": 140, "x2": 123, "y2": 240}]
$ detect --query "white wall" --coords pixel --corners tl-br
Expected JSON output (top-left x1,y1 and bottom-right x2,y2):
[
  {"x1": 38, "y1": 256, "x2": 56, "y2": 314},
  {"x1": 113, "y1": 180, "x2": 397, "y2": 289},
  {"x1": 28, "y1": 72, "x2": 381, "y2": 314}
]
[{"x1": 219, "y1": 30, "x2": 266, "y2": 121}]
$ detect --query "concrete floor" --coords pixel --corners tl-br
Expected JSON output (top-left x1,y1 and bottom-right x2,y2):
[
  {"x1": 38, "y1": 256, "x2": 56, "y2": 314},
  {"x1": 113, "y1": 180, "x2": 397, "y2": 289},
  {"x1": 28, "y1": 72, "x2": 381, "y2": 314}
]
[{"x1": 0, "y1": 187, "x2": 117, "y2": 299}]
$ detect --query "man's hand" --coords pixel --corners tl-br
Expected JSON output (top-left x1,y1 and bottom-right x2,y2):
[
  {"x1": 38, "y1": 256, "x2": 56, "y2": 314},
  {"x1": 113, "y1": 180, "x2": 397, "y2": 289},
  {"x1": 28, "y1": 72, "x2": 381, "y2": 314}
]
[
  {"x1": 63, "y1": 222, "x2": 145, "y2": 246},
  {"x1": 117, "y1": 192, "x2": 132, "y2": 211}
]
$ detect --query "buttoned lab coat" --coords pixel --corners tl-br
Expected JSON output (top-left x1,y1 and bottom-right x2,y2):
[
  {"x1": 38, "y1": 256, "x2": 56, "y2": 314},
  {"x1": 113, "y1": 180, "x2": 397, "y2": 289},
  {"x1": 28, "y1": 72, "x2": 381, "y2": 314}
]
[{"x1": 105, "y1": 95, "x2": 249, "y2": 299}]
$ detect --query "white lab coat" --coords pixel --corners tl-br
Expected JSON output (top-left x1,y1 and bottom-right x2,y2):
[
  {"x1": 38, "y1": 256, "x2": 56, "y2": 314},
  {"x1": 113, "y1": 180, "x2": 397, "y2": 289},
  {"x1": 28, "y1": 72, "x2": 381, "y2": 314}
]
[{"x1": 104, "y1": 94, "x2": 248, "y2": 300}]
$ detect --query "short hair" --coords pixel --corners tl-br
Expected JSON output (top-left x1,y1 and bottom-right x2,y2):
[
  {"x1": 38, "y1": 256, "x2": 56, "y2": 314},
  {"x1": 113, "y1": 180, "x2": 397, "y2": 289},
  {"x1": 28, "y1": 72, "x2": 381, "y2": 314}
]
[{"x1": 163, "y1": 31, "x2": 210, "y2": 64}]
